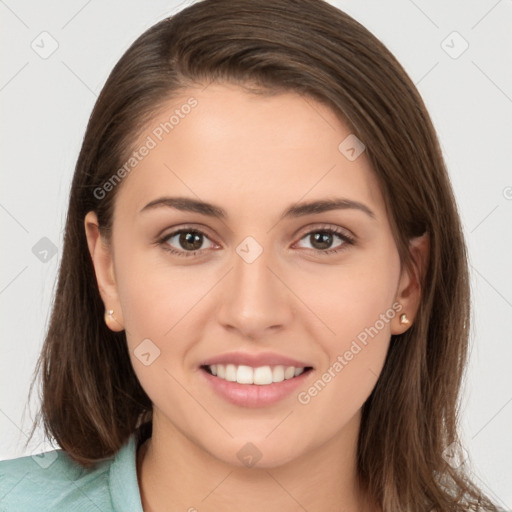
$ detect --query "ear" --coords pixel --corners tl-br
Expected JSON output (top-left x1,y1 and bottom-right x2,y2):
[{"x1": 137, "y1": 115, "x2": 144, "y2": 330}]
[
  {"x1": 84, "y1": 211, "x2": 124, "y2": 332},
  {"x1": 391, "y1": 233, "x2": 430, "y2": 335}
]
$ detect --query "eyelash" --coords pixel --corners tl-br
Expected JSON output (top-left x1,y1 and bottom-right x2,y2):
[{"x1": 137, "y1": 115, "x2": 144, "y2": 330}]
[{"x1": 156, "y1": 225, "x2": 355, "y2": 259}]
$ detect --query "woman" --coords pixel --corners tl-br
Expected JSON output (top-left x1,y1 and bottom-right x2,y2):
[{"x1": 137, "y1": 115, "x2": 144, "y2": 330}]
[{"x1": 0, "y1": 0, "x2": 501, "y2": 510}]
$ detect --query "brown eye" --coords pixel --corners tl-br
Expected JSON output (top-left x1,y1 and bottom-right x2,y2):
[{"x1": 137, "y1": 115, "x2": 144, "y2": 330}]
[
  {"x1": 309, "y1": 232, "x2": 335, "y2": 250},
  {"x1": 163, "y1": 229, "x2": 215, "y2": 253},
  {"x1": 296, "y1": 229, "x2": 351, "y2": 253},
  {"x1": 179, "y1": 231, "x2": 203, "y2": 251}
]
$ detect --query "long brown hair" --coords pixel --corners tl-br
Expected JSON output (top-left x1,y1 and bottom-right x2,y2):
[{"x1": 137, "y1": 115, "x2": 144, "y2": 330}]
[{"x1": 26, "y1": 1, "x2": 499, "y2": 510}]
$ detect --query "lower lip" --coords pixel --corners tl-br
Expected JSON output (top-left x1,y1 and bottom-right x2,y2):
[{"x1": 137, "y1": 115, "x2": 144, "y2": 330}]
[{"x1": 200, "y1": 367, "x2": 312, "y2": 408}]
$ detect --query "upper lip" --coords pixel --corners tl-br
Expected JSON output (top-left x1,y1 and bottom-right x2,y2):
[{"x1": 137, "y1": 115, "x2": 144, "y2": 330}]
[{"x1": 200, "y1": 351, "x2": 313, "y2": 369}]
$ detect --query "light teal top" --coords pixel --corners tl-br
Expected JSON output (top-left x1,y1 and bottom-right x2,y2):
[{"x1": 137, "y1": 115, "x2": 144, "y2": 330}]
[{"x1": 0, "y1": 433, "x2": 145, "y2": 511}]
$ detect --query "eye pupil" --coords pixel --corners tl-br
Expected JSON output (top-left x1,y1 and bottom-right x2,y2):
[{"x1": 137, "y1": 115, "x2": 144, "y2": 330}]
[
  {"x1": 180, "y1": 231, "x2": 203, "y2": 250},
  {"x1": 311, "y1": 232, "x2": 333, "y2": 250}
]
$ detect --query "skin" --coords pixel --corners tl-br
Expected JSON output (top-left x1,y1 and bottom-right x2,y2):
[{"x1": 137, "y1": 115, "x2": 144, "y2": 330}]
[{"x1": 85, "y1": 83, "x2": 428, "y2": 512}]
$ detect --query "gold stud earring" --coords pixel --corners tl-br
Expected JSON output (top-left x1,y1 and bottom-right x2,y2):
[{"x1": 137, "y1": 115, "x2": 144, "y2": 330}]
[
  {"x1": 104, "y1": 309, "x2": 114, "y2": 325},
  {"x1": 399, "y1": 313, "x2": 410, "y2": 326}
]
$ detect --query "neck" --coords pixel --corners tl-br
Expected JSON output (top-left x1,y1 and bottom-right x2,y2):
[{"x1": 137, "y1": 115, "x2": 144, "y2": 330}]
[{"x1": 136, "y1": 411, "x2": 378, "y2": 512}]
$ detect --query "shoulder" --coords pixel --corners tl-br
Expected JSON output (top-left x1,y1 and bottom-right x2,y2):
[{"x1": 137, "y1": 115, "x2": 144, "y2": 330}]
[
  {"x1": 0, "y1": 435, "x2": 141, "y2": 512},
  {"x1": 0, "y1": 447, "x2": 113, "y2": 512}
]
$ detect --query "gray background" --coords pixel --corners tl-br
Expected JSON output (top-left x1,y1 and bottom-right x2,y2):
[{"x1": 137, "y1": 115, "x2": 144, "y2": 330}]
[{"x1": 1, "y1": 0, "x2": 511, "y2": 508}]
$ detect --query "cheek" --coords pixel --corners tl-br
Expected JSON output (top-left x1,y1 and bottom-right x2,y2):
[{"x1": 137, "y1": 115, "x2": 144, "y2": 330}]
[
  {"x1": 112, "y1": 247, "x2": 203, "y2": 412},
  {"x1": 113, "y1": 244, "x2": 207, "y2": 342},
  {"x1": 295, "y1": 244, "x2": 401, "y2": 346},
  {"x1": 292, "y1": 299, "x2": 397, "y2": 448},
  {"x1": 291, "y1": 244, "x2": 400, "y2": 406}
]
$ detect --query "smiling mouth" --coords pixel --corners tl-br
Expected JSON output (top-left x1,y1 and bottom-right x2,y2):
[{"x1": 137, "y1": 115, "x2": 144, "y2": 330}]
[{"x1": 200, "y1": 364, "x2": 313, "y2": 386}]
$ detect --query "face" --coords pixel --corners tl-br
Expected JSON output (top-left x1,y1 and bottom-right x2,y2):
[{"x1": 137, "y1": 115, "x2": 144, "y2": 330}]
[{"x1": 86, "y1": 83, "x2": 418, "y2": 468}]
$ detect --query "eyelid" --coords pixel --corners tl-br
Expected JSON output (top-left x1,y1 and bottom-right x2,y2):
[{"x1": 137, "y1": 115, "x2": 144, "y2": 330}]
[
  {"x1": 292, "y1": 223, "x2": 356, "y2": 243},
  {"x1": 156, "y1": 223, "x2": 220, "y2": 244}
]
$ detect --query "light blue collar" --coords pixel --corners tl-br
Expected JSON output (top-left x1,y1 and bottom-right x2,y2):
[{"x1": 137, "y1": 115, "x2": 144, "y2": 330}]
[{"x1": 108, "y1": 434, "x2": 144, "y2": 512}]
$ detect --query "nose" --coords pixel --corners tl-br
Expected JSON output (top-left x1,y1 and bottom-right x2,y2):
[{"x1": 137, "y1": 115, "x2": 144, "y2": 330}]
[{"x1": 216, "y1": 242, "x2": 294, "y2": 340}]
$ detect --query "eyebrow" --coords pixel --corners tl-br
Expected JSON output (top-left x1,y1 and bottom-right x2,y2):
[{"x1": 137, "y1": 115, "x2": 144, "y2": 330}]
[{"x1": 139, "y1": 196, "x2": 376, "y2": 220}]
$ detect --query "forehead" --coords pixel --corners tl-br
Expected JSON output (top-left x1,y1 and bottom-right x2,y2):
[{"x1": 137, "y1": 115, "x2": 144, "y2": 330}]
[{"x1": 113, "y1": 83, "x2": 385, "y2": 221}]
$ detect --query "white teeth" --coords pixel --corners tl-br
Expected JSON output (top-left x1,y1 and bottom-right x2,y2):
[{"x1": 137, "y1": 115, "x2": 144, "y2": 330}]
[
  {"x1": 225, "y1": 364, "x2": 237, "y2": 382},
  {"x1": 284, "y1": 366, "x2": 295, "y2": 380},
  {"x1": 237, "y1": 365, "x2": 253, "y2": 384},
  {"x1": 272, "y1": 365, "x2": 285, "y2": 383},
  {"x1": 206, "y1": 364, "x2": 307, "y2": 385},
  {"x1": 253, "y1": 366, "x2": 273, "y2": 385}
]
